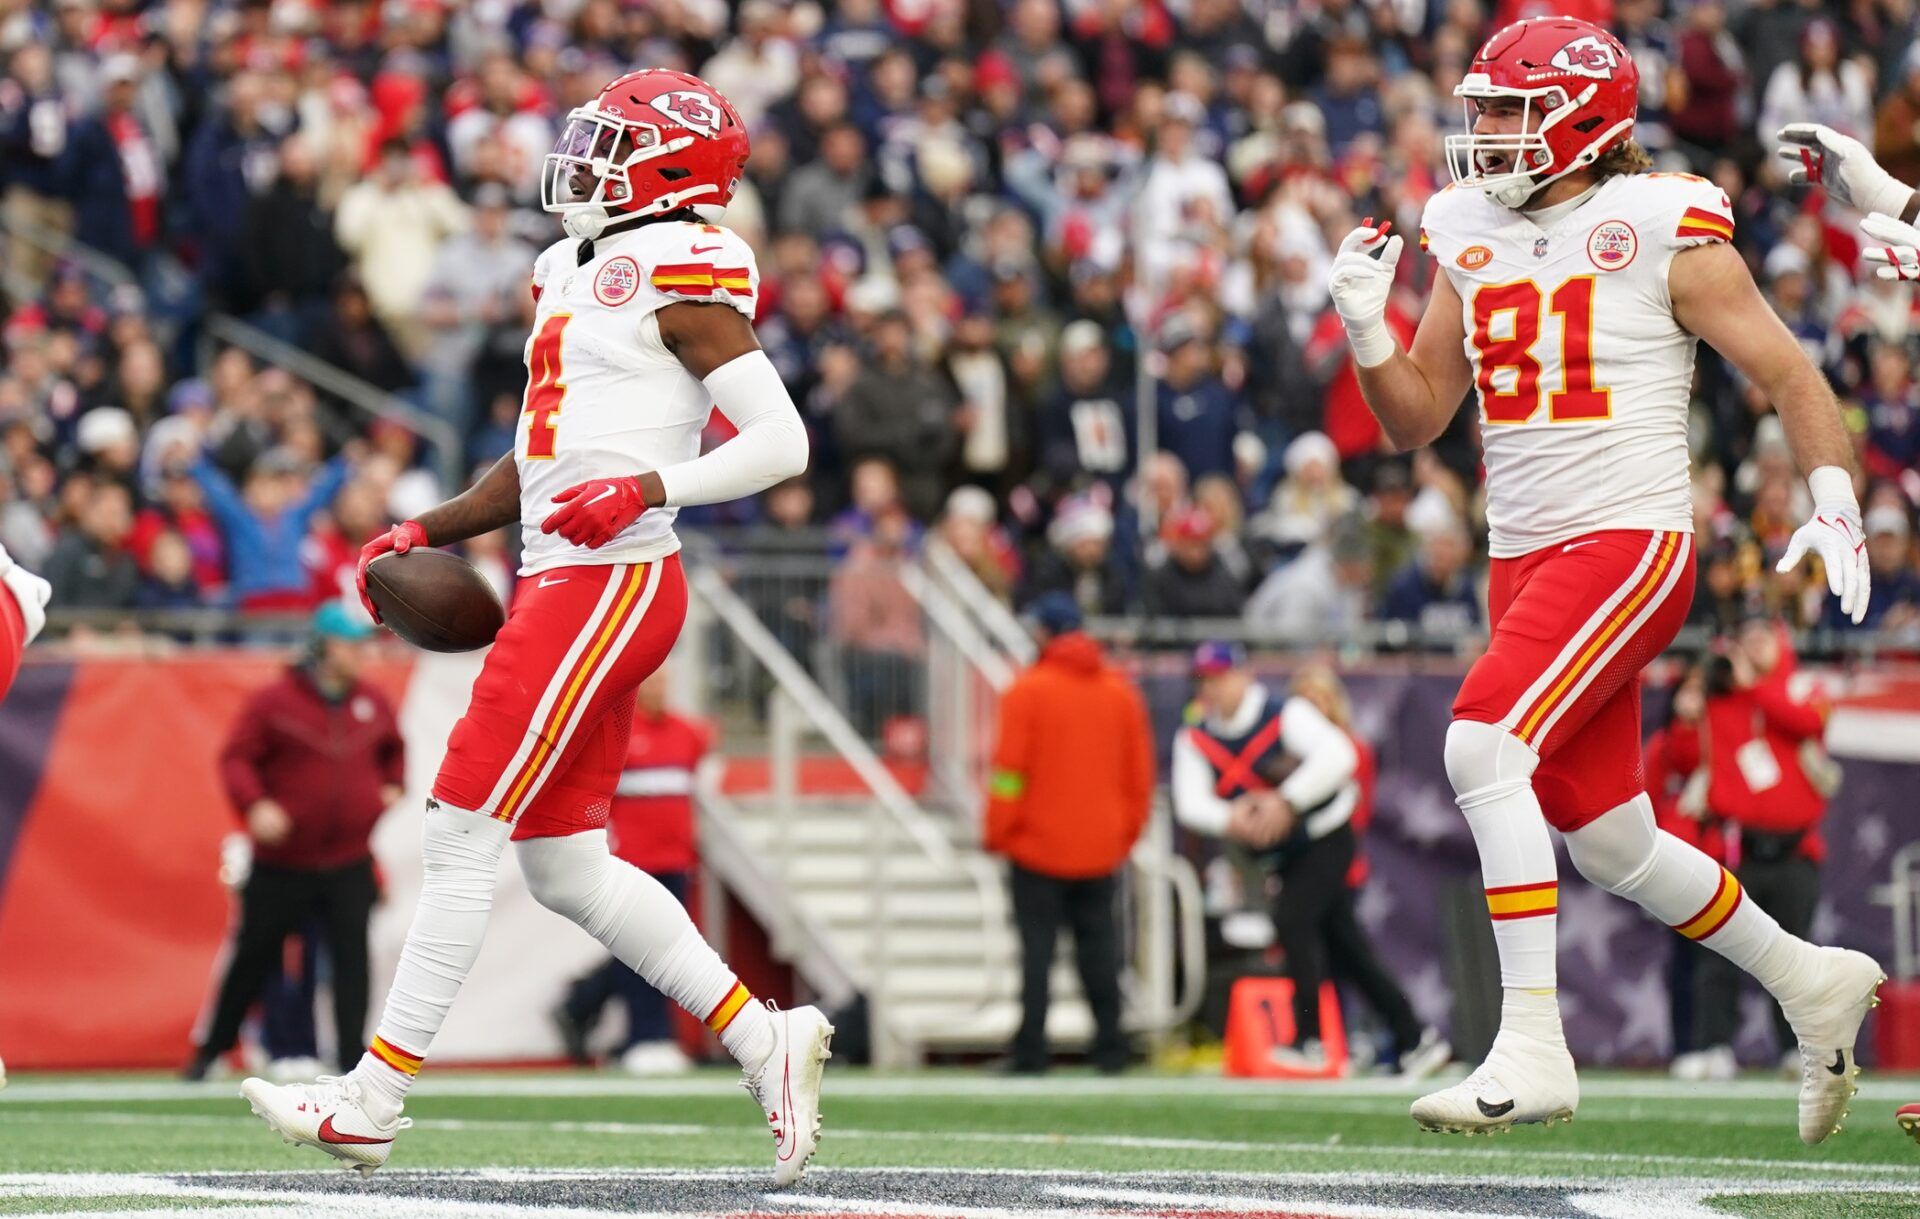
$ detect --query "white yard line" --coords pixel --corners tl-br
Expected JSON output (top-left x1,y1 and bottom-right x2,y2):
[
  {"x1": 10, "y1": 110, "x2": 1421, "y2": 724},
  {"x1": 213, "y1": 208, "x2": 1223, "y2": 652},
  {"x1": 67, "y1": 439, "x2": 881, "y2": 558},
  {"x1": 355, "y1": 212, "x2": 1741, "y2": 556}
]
[
  {"x1": 4, "y1": 1073, "x2": 1911, "y2": 1104},
  {"x1": 21, "y1": 1110, "x2": 1916, "y2": 1180}
]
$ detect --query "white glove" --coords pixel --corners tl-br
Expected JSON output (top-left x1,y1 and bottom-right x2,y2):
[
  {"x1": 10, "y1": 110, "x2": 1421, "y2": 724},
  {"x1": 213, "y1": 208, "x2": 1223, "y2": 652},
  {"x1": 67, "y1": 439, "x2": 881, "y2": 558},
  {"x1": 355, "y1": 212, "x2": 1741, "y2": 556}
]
[
  {"x1": 1860, "y1": 211, "x2": 1920, "y2": 281},
  {"x1": 1327, "y1": 218, "x2": 1403, "y2": 368},
  {"x1": 1775, "y1": 123, "x2": 1915, "y2": 218},
  {"x1": 1776, "y1": 466, "x2": 1871, "y2": 624},
  {"x1": 0, "y1": 543, "x2": 49, "y2": 645}
]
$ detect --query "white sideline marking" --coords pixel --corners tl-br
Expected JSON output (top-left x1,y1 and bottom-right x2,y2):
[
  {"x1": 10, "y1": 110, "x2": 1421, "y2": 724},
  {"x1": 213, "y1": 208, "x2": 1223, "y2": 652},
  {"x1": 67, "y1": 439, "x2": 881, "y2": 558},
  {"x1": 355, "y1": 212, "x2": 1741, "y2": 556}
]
[
  {"x1": 4, "y1": 1073, "x2": 1910, "y2": 1104},
  {"x1": 21, "y1": 1110, "x2": 1919, "y2": 1179}
]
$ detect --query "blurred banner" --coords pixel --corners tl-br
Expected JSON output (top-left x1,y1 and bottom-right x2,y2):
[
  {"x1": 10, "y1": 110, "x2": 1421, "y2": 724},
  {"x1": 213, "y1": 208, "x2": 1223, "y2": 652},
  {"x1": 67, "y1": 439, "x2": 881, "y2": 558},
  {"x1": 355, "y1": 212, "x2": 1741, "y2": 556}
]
[{"x1": 0, "y1": 653, "x2": 1913, "y2": 1069}]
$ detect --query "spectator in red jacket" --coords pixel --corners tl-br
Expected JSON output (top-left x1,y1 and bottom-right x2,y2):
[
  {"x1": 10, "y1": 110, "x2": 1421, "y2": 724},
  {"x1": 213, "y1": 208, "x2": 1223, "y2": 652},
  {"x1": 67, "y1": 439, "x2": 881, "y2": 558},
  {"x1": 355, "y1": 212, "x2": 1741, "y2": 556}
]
[
  {"x1": 553, "y1": 671, "x2": 713, "y2": 1075},
  {"x1": 985, "y1": 593, "x2": 1154, "y2": 1073},
  {"x1": 1645, "y1": 662, "x2": 1726, "y2": 1078},
  {"x1": 187, "y1": 601, "x2": 404, "y2": 1079},
  {"x1": 1689, "y1": 616, "x2": 1836, "y2": 1073}
]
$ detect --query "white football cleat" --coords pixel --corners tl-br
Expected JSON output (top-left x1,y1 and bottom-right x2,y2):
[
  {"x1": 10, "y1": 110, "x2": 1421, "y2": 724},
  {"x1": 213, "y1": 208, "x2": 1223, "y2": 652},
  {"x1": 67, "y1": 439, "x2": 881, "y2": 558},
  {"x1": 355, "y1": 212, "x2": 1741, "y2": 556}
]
[
  {"x1": 1778, "y1": 946, "x2": 1884, "y2": 1145},
  {"x1": 743, "y1": 1004, "x2": 834, "y2": 1188},
  {"x1": 240, "y1": 1074, "x2": 411, "y2": 1176},
  {"x1": 1410, "y1": 1028, "x2": 1578, "y2": 1135}
]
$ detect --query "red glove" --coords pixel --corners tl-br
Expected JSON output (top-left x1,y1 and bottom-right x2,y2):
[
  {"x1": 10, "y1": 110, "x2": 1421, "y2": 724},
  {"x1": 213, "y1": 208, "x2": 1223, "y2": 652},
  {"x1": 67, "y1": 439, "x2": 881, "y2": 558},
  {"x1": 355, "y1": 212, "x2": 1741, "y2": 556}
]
[
  {"x1": 355, "y1": 520, "x2": 429, "y2": 622},
  {"x1": 541, "y1": 476, "x2": 648, "y2": 549}
]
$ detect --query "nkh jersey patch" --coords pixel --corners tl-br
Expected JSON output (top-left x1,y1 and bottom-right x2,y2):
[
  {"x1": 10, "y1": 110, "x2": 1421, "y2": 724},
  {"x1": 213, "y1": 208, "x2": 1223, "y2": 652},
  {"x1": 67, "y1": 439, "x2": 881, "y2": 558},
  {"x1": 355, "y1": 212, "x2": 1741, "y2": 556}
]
[{"x1": 650, "y1": 263, "x2": 754, "y2": 299}]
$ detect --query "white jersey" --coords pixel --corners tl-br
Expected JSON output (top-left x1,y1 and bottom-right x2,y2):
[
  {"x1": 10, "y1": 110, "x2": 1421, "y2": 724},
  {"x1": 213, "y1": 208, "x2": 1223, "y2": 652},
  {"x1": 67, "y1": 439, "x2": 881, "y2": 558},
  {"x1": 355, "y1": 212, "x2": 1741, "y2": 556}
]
[
  {"x1": 515, "y1": 220, "x2": 760, "y2": 575},
  {"x1": 1420, "y1": 172, "x2": 1734, "y2": 558}
]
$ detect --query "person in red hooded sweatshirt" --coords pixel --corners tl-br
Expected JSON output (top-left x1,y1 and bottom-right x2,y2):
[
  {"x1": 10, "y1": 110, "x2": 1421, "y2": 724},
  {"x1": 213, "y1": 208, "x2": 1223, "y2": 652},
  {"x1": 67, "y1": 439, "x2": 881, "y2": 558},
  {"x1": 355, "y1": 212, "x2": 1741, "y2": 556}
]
[
  {"x1": 984, "y1": 593, "x2": 1154, "y2": 1074},
  {"x1": 1690, "y1": 615, "x2": 1838, "y2": 1074},
  {"x1": 552, "y1": 670, "x2": 713, "y2": 1076}
]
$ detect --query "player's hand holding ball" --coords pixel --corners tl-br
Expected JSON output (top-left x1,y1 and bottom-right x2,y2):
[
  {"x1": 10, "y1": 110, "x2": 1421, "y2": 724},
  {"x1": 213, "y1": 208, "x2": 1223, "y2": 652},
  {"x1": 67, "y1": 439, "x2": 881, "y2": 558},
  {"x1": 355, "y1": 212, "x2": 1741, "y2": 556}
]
[
  {"x1": 356, "y1": 521, "x2": 428, "y2": 622},
  {"x1": 1776, "y1": 467, "x2": 1872, "y2": 624},
  {"x1": 1327, "y1": 217, "x2": 1402, "y2": 368},
  {"x1": 542, "y1": 475, "x2": 651, "y2": 549},
  {"x1": 1775, "y1": 124, "x2": 1914, "y2": 217},
  {"x1": 1860, "y1": 212, "x2": 1920, "y2": 281}
]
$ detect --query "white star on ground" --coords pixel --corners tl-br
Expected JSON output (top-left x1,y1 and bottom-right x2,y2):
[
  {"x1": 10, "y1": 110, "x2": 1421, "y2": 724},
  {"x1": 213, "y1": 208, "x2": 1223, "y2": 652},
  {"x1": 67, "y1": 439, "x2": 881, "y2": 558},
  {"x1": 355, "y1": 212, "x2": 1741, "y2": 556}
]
[
  {"x1": 1611, "y1": 963, "x2": 1674, "y2": 1060},
  {"x1": 1395, "y1": 784, "x2": 1464, "y2": 849},
  {"x1": 1402, "y1": 961, "x2": 1454, "y2": 1026},
  {"x1": 1555, "y1": 881, "x2": 1640, "y2": 975},
  {"x1": 1853, "y1": 814, "x2": 1890, "y2": 862},
  {"x1": 1354, "y1": 879, "x2": 1395, "y2": 932}
]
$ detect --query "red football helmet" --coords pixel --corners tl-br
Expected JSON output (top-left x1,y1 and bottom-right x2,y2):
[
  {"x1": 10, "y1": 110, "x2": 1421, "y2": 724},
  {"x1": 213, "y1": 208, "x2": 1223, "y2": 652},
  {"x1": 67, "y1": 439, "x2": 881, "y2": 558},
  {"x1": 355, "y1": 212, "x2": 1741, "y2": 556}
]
[
  {"x1": 1445, "y1": 18, "x2": 1639, "y2": 208},
  {"x1": 541, "y1": 69, "x2": 749, "y2": 239}
]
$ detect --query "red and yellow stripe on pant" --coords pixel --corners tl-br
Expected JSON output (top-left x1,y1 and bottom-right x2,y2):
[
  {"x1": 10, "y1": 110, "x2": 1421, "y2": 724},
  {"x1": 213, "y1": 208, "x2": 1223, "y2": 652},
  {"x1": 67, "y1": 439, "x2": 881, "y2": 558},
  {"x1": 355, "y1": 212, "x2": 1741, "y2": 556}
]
[
  {"x1": 1676, "y1": 867, "x2": 1743, "y2": 941},
  {"x1": 1486, "y1": 881, "x2": 1558, "y2": 921},
  {"x1": 492, "y1": 563, "x2": 651, "y2": 825},
  {"x1": 1511, "y1": 531, "x2": 1684, "y2": 747},
  {"x1": 369, "y1": 1035, "x2": 424, "y2": 1077},
  {"x1": 704, "y1": 982, "x2": 753, "y2": 1035}
]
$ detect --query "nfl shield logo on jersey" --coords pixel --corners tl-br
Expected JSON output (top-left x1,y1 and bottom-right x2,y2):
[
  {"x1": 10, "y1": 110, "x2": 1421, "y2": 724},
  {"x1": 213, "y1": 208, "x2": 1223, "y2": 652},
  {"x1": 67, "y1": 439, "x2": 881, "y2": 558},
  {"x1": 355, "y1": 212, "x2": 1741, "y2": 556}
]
[
  {"x1": 595, "y1": 256, "x2": 641, "y2": 306},
  {"x1": 1532, "y1": 237, "x2": 1550, "y2": 259},
  {"x1": 1587, "y1": 220, "x2": 1638, "y2": 272}
]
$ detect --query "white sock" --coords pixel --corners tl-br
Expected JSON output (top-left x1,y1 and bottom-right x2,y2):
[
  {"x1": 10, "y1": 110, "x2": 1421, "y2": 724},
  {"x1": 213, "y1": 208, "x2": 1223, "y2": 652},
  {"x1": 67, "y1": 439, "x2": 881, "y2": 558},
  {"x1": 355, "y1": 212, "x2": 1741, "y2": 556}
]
[
  {"x1": 1565, "y1": 794, "x2": 1809, "y2": 997},
  {"x1": 1446, "y1": 721, "x2": 1558, "y2": 992},
  {"x1": 518, "y1": 831, "x2": 776, "y2": 1073},
  {"x1": 351, "y1": 802, "x2": 510, "y2": 1124}
]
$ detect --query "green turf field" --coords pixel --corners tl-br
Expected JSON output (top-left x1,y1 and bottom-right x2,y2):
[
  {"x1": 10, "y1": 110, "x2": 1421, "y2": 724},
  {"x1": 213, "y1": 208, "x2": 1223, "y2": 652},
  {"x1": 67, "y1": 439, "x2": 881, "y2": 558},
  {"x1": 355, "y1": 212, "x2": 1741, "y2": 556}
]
[{"x1": 0, "y1": 1069, "x2": 1915, "y2": 1217}]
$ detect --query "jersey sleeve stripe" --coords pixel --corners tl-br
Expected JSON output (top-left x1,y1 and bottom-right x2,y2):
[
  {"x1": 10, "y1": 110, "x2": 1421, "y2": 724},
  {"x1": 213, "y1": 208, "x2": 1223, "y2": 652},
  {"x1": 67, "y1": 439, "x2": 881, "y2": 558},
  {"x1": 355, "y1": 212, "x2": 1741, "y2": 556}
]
[
  {"x1": 713, "y1": 266, "x2": 754, "y2": 295},
  {"x1": 652, "y1": 263, "x2": 717, "y2": 291},
  {"x1": 1676, "y1": 207, "x2": 1733, "y2": 240},
  {"x1": 1419, "y1": 228, "x2": 1430, "y2": 252}
]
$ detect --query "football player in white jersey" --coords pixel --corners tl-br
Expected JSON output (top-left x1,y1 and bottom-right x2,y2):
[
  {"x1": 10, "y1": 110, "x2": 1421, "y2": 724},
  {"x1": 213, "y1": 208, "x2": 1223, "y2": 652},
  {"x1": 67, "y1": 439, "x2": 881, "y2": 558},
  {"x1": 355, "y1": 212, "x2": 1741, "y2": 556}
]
[
  {"x1": 1776, "y1": 121, "x2": 1920, "y2": 283},
  {"x1": 240, "y1": 70, "x2": 832, "y2": 1184},
  {"x1": 1328, "y1": 18, "x2": 1882, "y2": 1141}
]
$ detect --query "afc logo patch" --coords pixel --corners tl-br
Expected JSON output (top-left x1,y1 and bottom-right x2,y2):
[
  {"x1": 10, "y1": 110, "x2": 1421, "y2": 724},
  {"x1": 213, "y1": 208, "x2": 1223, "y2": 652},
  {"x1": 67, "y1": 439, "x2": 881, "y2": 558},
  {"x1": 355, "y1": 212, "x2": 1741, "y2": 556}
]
[
  {"x1": 1457, "y1": 245, "x2": 1493, "y2": 270},
  {"x1": 594, "y1": 256, "x2": 641, "y2": 306},
  {"x1": 1586, "y1": 219, "x2": 1638, "y2": 271},
  {"x1": 1550, "y1": 35, "x2": 1619, "y2": 79},
  {"x1": 650, "y1": 90, "x2": 722, "y2": 137}
]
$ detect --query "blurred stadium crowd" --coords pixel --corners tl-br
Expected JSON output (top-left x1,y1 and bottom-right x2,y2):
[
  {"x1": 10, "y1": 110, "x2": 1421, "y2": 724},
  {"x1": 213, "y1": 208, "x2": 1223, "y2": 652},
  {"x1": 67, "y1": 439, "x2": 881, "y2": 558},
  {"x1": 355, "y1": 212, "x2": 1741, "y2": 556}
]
[{"x1": 4, "y1": 0, "x2": 1920, "y2": 642}]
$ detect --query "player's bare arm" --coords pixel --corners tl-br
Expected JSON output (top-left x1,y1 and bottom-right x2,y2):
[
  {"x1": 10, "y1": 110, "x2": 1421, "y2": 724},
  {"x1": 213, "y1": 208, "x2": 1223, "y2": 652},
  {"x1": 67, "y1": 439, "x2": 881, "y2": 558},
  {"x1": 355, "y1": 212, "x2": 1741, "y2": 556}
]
[
  {"x1": 353, "y1": 454, "x2": 521, "y2": 621},
  {"x1": 416, "y1": 454, "x2": 523, "y2": 545},
  {"x1": 1670, "y1": 240, "x2": 1871, "y2": 621}
]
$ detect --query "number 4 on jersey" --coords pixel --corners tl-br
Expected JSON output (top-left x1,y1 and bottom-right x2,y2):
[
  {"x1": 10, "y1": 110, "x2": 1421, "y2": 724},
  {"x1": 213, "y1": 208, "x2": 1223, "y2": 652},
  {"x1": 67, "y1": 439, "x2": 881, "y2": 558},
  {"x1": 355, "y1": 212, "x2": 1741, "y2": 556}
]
[
  {"x1": 1472, "y1": 277, "x2": 1611, "y2": 425},
  {"x1": 524, "y1": 313, "x2": 572, "y2": 459}
]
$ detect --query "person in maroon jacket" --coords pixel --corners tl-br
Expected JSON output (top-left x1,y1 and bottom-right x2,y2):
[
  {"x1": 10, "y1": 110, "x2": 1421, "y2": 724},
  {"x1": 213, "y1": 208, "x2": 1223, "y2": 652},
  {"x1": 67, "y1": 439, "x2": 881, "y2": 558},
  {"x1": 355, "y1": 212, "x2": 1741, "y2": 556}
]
[
  {"x1": 552, "y1": 671, "x2": 712, "y2": 1075},
  {"x1": 1691, "y1": 615, "x2": 1836, "y2": 1072},
  {"x1": 186, "y1": 601, "x2": 405, "y2": 1079}
]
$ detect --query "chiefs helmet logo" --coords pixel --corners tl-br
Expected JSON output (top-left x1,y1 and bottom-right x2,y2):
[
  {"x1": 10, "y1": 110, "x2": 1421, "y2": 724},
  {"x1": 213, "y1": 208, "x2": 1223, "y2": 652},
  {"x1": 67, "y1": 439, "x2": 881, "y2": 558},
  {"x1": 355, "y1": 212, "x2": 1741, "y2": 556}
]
[
  {"x1": 650, "y1": 90, "x2": 722, "y2": 137},
  {"x1": 1549, "y1": 35, "x2": 1618, "y2": 79}
]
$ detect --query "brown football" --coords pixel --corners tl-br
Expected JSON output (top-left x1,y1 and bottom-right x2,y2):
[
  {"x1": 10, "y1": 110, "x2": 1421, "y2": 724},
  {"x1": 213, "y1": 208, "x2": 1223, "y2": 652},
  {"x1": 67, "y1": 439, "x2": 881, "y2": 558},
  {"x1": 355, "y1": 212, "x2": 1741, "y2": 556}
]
[{"x1": 365, "y1": 548, "x2": 506, "y2": 653}]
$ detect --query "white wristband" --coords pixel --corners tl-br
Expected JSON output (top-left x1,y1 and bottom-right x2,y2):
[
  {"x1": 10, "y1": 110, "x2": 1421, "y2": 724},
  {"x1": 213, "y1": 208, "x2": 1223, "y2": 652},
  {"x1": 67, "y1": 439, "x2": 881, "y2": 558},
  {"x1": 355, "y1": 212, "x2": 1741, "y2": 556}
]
[
  {"x1": 1344, "y1": 320, "x2": 1397, "y2": 369},
  {"x1": 1807, "y1": 465, "x2": 1857, "y2": 509}
]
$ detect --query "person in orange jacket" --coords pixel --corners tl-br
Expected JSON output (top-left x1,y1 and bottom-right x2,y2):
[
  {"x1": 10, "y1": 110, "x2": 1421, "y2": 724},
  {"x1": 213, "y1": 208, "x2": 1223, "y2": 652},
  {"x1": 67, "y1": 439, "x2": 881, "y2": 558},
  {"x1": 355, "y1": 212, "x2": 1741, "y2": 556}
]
[{"x1": 984, "y1": 592, "x2": 1154, "y2": 1074}]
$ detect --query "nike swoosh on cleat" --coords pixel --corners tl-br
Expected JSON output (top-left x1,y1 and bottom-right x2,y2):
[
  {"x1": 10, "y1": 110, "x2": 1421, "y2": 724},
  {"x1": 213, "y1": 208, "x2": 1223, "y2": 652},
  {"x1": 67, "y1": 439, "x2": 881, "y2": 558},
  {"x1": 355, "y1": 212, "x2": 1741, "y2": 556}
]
[
  {"x1": 777, "y1": 1060, "x2": 797, "y2": 1161},
  {"x1": 317, "y1": 1115, "x2": 393, "y2": 1146},
  {"x1": 1827, "y1": 1050, "x2": 1847, "y2": 1077},
  {"x1": 1475, "y1": 1097, "x2": 1516, "y2": 1119}
]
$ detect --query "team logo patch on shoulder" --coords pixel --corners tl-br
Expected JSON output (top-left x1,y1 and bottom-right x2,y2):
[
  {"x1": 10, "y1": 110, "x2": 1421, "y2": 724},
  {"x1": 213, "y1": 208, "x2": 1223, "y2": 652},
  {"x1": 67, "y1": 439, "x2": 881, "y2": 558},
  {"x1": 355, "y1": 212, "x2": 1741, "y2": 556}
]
[
  {"x1": 650, "y1": 90, "x2": 722, "y2": 137},
  {"x1": 1550, "y1": 35, "x2": 1619, "y2": 79},
  {"x1": 1457, "y1": 245, "x2": 1493, "y2": 270},
  {"x1": 1586, "y1": 220, "x2": 1637, "y2": 271},
  {"x1": 594, "y1": 256, "x2": 641, "y2": 306}
]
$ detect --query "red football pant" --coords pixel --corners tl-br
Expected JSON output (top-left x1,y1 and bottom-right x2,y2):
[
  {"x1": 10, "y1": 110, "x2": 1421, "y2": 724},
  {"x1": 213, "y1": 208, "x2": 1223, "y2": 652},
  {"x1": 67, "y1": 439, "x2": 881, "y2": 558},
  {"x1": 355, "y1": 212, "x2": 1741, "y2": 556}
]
[
  {"x1": 434, "y1": 556, "x2": 687, "y2": 840},
  {"x1": 1453, "y1": 529, "x2": 1694, "y2": 832},
  {"x1": 0, "y1": 582, "x2": 23, "y2": 699}
]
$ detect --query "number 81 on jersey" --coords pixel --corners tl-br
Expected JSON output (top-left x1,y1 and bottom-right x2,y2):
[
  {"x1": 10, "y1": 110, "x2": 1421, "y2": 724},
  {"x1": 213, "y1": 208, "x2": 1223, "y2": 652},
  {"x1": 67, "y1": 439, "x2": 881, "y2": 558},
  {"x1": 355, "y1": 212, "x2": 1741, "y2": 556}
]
[{"x1": 1471, "y1": 277, "x2": 1612, "y2": 425}]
